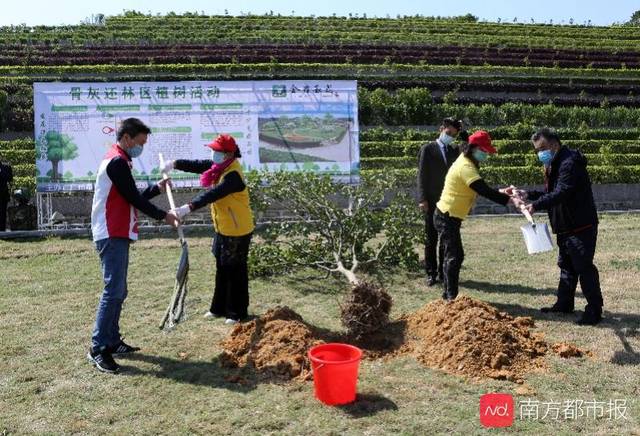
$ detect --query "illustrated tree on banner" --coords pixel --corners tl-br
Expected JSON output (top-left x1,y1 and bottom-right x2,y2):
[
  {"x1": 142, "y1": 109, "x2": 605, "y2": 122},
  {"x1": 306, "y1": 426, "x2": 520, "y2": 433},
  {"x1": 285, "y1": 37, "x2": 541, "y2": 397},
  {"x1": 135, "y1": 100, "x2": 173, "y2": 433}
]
[{"x1": 42, "y1": 131, "x2": 79, "y2": 181}]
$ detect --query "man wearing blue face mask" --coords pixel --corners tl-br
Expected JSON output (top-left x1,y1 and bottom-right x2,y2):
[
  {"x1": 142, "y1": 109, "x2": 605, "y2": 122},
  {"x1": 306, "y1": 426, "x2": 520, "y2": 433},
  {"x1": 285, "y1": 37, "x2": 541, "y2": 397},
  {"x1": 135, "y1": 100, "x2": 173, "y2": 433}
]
[
  {"x1": 88, "y1": 117, "x2": 180, "y2": 373},
  {"x1": 519, "y1": 128, "x2": 602, "y2": 325},
  {"x1": 417, "y1": 117, "x2": 462, "y2": 287}
]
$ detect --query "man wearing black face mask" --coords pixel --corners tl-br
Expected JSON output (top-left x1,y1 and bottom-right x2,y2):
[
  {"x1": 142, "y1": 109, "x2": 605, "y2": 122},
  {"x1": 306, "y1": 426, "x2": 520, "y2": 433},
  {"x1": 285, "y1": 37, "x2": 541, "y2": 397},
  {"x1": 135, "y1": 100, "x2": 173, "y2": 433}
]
[
  {"x1": 88, "y1": 117, "x2": 180, "y2": 373},
  {"x1": 417, "y1": 117, "x2": 462, "y2": 286}
]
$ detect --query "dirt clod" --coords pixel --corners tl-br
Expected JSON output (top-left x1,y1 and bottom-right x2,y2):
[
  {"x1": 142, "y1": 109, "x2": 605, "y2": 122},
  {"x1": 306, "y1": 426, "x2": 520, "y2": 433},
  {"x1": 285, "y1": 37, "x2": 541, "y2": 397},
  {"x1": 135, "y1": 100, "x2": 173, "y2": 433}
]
[{"x1": 552, "y1": 342, "x2": 589, "y2": 358}]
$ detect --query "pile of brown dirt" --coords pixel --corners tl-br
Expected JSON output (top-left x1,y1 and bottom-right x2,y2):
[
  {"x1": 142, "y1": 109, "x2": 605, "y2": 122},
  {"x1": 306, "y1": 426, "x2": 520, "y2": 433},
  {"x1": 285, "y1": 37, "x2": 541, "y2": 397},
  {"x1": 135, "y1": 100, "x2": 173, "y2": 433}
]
[
  {"x1": 398, "y1": 296, "x2": 549, "y2": 383},
  {"x1": 219, "y1": 306, "x2": 324, "y2": 381},
  {"x1": 219, "y1": 297, "x2": 589, "y2": 385},
  {"x1": 340, "y1": 281, "x2": 393, "y2": 339}
]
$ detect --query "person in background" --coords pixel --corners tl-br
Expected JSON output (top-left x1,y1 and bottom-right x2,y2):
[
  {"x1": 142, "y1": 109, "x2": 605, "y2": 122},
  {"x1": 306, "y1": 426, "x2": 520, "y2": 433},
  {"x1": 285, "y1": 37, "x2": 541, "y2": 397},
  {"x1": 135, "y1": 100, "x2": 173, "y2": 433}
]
[
  {"x1": 516, "y1": 128, "x2": 603, "y2": 325},
  {"x1": 435, "y1": 130, "x2": 522, "y2": 301},
  {"x1": 417, "y1": 118, "x2": 463, "y2": 286},
  {"x1": 161, "y1": 134, "x2": 254, "y2": 326},
  {"x1": 88, "y1": 117, "x2": 179, "y2": 374},
  {"x1": 0, "y1": 158, "x2": 13, "y2": 232}
]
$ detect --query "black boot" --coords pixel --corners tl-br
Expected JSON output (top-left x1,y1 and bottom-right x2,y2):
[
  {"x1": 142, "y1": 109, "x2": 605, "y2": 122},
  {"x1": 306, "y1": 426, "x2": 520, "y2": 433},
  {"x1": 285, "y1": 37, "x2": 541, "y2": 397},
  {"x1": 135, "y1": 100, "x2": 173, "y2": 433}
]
[
  {"x1": 576, "y1": 307, "x2": 602, "y2": 325},
  {"x1": 541, "y1": 303, "x2": 574, "y2": 314},
  {"x1": 427, "y1": 275, "x2": 438, "y2": 287}
]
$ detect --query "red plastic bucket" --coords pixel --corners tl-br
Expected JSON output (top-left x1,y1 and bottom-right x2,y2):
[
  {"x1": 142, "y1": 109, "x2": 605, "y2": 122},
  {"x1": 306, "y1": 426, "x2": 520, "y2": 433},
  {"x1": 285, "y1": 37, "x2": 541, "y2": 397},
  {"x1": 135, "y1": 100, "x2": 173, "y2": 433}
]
[{"x1": 308, "y1": 343, "x2": 362, "y2": 405}]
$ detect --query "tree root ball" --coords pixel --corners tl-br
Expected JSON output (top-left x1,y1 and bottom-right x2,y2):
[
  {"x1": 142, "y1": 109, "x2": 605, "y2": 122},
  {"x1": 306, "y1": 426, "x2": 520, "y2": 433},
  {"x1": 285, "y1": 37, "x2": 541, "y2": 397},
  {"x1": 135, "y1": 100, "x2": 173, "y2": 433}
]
[{"x1": 340, "y1": 281, "x2": 392, "y2": 338}]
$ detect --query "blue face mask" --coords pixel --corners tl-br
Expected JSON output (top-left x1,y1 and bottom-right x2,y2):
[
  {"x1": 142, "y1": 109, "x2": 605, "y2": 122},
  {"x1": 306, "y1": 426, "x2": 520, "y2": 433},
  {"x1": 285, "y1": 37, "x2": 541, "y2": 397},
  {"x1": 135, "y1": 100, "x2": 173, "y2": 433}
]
[
  {"x1": 472, "y1": 149, "x2": 488, "y2": 162},
  {"x1": 212, "y1": 151, "x2": 227, "y2": 164},
  {"x1": 537, "y1": 150, "x2": 554, "y2": 166},
  {"x1": 127, "y1": 144, "x2": 143, "y2": 158},
  {"x1": 439, "y1": 132, "x2": 455, "y2": 146}
]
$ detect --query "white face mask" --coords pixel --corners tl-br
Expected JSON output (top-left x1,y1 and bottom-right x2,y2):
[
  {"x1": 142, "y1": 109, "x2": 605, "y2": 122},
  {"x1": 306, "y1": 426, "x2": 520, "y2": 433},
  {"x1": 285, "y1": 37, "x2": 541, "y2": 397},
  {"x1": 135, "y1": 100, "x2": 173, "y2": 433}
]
[{"x1": 439, "y1": 132, "x2": 455, "y2": 146}]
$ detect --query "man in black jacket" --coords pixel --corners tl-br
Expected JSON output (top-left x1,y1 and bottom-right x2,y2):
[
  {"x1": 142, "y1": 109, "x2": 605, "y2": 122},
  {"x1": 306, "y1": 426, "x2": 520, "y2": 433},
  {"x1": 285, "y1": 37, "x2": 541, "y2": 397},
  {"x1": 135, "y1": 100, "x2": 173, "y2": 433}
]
[
  {"x1": 521, "y1": 128, "x2": 603, "y2": 325},
  {"x1": 0, "y1": 159, "x2": 13, "y2": 231},
  {"x1": 417, "y1": 118, "x2": 462, "y2": 286}
]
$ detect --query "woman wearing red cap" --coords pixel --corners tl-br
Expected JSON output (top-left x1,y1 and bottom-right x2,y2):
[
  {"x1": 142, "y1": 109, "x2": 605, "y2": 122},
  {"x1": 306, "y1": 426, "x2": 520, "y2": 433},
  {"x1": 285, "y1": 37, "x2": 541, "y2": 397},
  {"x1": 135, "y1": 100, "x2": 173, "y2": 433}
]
[
  {"x1": 435, "y1": 130, "x2": 521, "y2": 301},
  {"x1": 161, "y1": 134, "x2": 254, "y2": 324}
]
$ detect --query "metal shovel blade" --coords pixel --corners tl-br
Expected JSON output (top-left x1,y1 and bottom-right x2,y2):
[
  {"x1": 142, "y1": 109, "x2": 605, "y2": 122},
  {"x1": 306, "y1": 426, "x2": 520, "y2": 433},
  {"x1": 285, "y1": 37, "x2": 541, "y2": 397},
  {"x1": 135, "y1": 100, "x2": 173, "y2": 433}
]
[{"x1": 520, "y1": 222, "x2": 554, "y2": 254}]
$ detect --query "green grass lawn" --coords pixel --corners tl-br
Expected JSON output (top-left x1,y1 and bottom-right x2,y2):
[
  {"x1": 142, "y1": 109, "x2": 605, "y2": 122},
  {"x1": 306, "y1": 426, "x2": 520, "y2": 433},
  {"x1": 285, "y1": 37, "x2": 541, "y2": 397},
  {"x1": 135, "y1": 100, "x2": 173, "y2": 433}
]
[{"x1": 1, "y1": 215, "x2": 639, "y2": 434}]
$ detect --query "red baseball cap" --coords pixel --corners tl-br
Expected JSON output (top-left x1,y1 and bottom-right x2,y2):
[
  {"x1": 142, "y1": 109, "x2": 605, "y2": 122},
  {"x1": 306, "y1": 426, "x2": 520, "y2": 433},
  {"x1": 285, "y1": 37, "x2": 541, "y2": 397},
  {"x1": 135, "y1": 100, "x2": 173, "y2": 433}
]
[
  {"x1": 468, "y1": 130, "x2": 497, "y2": 154},
  {"x1": 206, "y1": 134, "x2": 238, "y2": 153}
]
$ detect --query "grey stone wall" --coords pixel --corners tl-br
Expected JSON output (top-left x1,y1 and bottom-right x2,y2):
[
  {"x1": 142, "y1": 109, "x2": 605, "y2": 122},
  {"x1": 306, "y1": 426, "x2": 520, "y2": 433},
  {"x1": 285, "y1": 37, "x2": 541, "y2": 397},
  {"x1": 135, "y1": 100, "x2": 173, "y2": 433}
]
[{"x1": 35, "y1": 183, "x2": 640, "y2": 228}]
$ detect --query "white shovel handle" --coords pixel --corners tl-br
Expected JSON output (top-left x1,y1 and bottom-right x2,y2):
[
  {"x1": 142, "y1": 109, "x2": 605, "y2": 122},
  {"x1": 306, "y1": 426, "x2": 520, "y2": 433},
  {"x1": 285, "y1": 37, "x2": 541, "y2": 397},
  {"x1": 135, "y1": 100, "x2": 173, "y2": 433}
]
[
  {"x1": 159, "y1": 153, "x2": 185, "y2": 241},
  {"x1": 519, "y1": 204, "x2": 535, "y2": 225}
]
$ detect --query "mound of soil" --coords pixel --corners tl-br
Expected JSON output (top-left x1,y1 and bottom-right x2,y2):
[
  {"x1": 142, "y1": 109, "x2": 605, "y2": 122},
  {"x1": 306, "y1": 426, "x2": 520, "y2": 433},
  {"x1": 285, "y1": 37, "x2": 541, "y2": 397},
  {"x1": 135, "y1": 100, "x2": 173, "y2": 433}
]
[
  {"x1": 219, "y1": 306, "x2": 324, "y2": 381},
  {"x1": 340, "y1": 281, "x2": 393, "y2": 339},
  {"x1": 398, "y1": 296, "x2": 549, "y2": 383},
  {"x1": 219, "y1": 296, "x2": 588, "y2": 384}
]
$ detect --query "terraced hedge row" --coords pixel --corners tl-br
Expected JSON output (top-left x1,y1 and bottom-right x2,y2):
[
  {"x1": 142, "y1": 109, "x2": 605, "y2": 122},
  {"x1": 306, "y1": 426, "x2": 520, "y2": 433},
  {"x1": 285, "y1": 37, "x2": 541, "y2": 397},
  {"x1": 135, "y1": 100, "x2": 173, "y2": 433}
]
[
  {"x1": 2, "y1": 14, "x2": 640, "y2": 193},
  {"x1": 3, "y1": 15, "x2": 640, "y2": 51}
]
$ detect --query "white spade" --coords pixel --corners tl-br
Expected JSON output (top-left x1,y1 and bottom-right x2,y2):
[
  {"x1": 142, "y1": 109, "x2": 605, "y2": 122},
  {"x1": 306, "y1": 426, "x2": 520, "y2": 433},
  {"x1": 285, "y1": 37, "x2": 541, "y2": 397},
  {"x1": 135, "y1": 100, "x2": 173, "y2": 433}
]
[{"x1": 519, "y1": 206, "x2": 554, "y2": 255}]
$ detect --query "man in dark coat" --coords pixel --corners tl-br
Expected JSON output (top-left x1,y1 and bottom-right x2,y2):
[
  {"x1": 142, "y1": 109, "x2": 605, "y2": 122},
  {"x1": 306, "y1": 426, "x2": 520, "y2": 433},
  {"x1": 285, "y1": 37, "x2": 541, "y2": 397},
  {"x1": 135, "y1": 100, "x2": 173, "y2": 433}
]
[
  {"x1": 417, "y1": 118, "x2": 462, "y2": 286},
  {"x1": 0, "y1": 159, "x2": 13, "y2": 231},
  {"x1": 522, "y1": 128, "x2": 603, "y2": 325}
]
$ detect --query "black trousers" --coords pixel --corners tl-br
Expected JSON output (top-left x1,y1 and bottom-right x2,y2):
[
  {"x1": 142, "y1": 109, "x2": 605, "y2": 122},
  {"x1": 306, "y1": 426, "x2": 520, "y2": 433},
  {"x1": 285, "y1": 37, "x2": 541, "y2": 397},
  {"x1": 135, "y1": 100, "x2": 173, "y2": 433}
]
[
  {"x1": 424, "y1": 205, "x2": 444, "y2": 279},
  {"x1": 434, "y1": 209, "x2": 464, "y2": 300},
  {"x1": 0, "y1": 199, "x2": 8, "y2": 231},
  {"x1": 556, "y1": 226, "x2": 603, "y2": 315},
  {"x1": 210, "y1": 232, "x2": 252, "y2": 320}
]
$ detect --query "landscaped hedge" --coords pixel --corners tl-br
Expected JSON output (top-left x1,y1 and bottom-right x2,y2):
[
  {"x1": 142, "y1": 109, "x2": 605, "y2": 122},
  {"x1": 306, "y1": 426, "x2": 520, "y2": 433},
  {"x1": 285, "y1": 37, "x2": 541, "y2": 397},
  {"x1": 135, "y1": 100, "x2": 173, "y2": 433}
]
[
  {"x1": 361, "y1": 154, "x2": 640, "y2": 170},
  {"x1": 360, "y1": 140, "x2": 640, "y2": 157},
  {"x1": 5, "y1": 14, "x2": 640, "y2": 51},
  {"x1": 361, "y1": 126, "x2": 640, "y2": 142}
]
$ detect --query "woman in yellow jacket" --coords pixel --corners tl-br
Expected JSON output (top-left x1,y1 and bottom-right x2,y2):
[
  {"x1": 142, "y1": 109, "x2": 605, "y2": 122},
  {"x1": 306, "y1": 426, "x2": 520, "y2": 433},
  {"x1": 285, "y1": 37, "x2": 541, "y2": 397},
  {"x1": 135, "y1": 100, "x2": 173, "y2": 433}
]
[
  {"x1": 163, "y1": 134, "x2": 254, "y2": 324},
  {"x1": 435, "y1": 130, "x2": 520, "y2": 301}
]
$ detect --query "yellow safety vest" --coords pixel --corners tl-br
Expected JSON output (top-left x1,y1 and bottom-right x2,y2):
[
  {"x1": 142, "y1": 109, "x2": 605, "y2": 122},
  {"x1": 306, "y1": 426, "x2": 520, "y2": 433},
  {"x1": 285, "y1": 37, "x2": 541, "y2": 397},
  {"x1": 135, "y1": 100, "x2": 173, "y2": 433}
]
[{"x1": 209, "y1": 160, "x2": 255, "y2": 236}]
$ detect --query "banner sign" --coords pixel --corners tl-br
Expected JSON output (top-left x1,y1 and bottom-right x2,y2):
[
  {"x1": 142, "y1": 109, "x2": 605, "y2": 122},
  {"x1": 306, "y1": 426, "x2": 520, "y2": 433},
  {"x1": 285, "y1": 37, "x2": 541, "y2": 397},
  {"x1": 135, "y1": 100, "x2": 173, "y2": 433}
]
[{"x1": 33, "y1": 80, "x2": 359, "y2": 191}]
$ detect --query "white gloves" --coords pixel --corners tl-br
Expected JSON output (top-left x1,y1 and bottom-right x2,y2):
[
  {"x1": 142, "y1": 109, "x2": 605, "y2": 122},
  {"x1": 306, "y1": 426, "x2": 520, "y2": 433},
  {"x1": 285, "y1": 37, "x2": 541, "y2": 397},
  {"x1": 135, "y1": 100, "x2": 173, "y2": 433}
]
[
  {"x1": 160, "y1": 160, "x2": 175, "y2": 174},
  {"x1": 171, "y1": 204, "x2": 192, "y2": 219}
]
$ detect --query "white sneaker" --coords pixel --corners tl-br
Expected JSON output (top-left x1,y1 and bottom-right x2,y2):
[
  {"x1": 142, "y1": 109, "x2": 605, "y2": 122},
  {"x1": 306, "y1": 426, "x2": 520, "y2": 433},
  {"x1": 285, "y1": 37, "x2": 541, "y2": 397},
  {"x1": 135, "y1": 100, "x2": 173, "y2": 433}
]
[
  {"x1": 203, "y1": 311, "x2": 216, "y2": 318},
  {"x1": 224, "y1": 318, "x2": 239, "y2": 325}
]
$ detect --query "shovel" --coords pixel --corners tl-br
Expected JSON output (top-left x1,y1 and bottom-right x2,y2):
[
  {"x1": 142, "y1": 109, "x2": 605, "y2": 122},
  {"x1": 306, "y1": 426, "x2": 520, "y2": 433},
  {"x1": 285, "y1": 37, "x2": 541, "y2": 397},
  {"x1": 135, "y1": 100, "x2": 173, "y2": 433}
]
[
  {"x1": 159, "y1": 153, "x2": 189, "y2": 330},
  {"x1": 519, "y1": 206, "x2": 554, "y2": 255}
]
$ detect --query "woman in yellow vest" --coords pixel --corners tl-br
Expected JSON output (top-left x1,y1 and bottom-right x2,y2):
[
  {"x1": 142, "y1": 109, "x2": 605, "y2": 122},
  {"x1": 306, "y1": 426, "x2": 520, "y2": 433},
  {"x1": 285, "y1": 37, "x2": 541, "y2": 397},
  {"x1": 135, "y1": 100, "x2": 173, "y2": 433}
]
[
  {"x1": 435, "y1": 130, "x2": 521, "y2": 301},
  {"x1": 162, "y1": 134, "x2": 254, "y2": 324}
]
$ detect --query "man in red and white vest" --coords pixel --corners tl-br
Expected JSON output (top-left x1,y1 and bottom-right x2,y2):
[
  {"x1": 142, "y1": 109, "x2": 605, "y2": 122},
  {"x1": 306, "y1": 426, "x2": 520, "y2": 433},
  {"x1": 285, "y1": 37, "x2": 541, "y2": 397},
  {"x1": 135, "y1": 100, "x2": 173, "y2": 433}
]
[{"x1": 88, "y1": 118, "x2": 179, "y2": 373}]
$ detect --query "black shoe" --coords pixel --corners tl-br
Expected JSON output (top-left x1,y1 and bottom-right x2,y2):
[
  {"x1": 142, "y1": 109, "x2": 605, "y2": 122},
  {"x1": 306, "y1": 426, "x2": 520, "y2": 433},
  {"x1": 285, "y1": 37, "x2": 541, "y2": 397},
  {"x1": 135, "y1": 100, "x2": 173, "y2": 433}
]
[
  {"x1": 575, "y1": 312, "x2": 602, "y2": 326},
  {"x1": 427, "y1": 276, "x2": 438, "y2": 287},
  {"x1": 87, "y1": 348, "x2": 119, "y2": 374},
  {"x1": 540, "y1": 304, "x2": 574, "y2": 314},
  {"x1": 109, "y1": 339, "x2": 140, "y2": 355}
]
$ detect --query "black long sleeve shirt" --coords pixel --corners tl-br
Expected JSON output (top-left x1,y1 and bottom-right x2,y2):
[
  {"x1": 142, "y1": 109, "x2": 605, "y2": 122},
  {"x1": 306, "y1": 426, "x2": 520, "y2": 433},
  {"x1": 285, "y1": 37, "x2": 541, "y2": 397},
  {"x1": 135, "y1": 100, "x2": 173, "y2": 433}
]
[
  {"x1": 174, "y1": 159, "x2": 246, "y2": 211},
  {"x1": 470, "y1": 179, "x2": 510, "y2": 206},
  {"x1": 105, "y1": 157, "x2": 166, "y2": 221}
]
